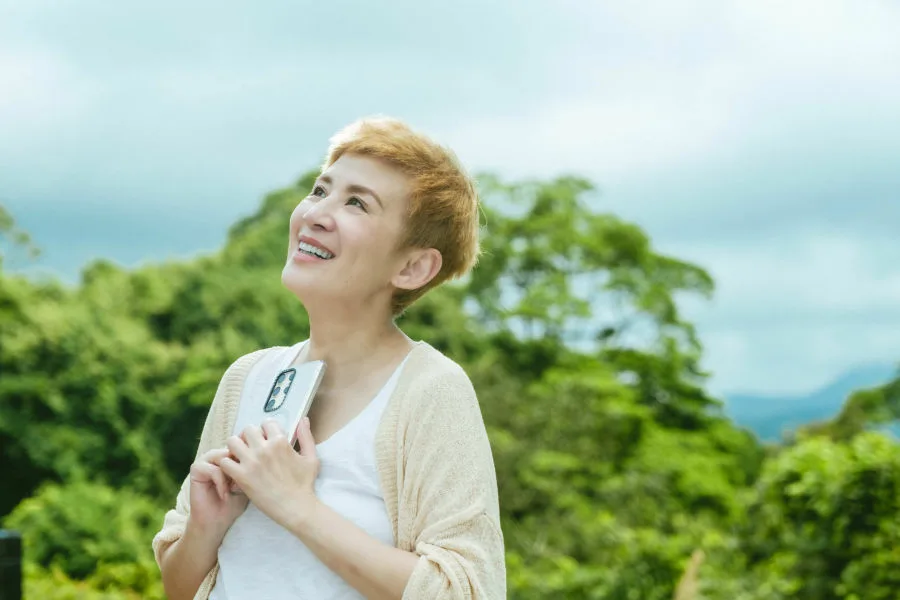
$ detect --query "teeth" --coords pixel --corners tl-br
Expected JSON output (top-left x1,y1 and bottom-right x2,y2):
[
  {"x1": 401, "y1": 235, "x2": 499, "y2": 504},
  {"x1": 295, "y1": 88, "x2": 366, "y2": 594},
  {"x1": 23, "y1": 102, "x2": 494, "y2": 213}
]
[{"x1": 298, "y1": 241, "x2": 334, "y2": 259}]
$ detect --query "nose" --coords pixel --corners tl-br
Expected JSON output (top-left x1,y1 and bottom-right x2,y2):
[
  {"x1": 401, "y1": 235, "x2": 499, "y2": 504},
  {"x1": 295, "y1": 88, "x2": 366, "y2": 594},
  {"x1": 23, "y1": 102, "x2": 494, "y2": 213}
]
[{"x1": 301, "y1": 196, "x2": 337, "y2": 232}]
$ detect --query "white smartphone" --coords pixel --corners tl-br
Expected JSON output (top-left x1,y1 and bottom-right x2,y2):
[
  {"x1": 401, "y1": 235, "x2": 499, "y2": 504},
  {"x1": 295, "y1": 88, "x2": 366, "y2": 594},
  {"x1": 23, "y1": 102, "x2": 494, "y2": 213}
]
[{"x1": 231, "y1": 360, "x2": 327, "y2": 445}]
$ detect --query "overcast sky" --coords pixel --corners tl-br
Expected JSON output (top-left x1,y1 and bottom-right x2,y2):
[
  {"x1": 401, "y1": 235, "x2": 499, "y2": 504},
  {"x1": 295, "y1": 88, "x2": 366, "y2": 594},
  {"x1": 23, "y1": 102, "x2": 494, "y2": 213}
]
[{"x1": 2, "y1": 0, "x2": 898, "y2": 395}]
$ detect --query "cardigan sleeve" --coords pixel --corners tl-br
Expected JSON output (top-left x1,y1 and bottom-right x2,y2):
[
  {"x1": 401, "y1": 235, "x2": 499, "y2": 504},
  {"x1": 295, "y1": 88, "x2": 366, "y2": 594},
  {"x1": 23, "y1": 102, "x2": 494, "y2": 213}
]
[
  {"x1": 151, "y1": 349, "x2": 267, "y2": 568},
  {"x1": 399, "y1": 363, "x2": 507, "y2": 600}
]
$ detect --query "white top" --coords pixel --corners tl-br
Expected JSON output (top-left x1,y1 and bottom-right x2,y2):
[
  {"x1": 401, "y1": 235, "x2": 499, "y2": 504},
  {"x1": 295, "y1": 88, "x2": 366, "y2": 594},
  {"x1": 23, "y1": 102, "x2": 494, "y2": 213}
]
[{"x1": 209, "y1": 341, "x2": 409, "y2": 600}]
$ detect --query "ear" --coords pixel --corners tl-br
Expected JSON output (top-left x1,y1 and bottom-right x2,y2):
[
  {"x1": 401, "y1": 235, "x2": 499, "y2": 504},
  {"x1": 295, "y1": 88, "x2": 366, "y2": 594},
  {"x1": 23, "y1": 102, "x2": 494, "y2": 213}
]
[{"x1": 392, "y1": 248, "x2": 443, "y2": 292}]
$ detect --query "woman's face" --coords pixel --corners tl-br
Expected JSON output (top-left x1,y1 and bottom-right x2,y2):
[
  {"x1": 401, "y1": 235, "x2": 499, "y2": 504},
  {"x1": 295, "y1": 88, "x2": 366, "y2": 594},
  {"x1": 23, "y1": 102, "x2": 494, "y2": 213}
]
[{"x1": 281, "y1": 153, "x2": 414, "y2": 312}]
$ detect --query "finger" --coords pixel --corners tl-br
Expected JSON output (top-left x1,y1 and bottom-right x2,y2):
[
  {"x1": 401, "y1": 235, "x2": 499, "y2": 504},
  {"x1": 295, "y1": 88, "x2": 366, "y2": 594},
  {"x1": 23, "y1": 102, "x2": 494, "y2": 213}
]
[
  {"x1": 199, "y1": 447, "x2": 230, "y2": 464},
  {"x1": 210, "y1": 466, "x2": 229, "y2": 501},
  {"x1": 242, "y1": 425, "x2": 265, "y2": 449},
  {"x1": 191, "y1": 462, "x2": 229, "y2": 501},
  {"x1": 296, "y1": 417, "x2": 317, "y2": 459},
  {"x1": 219, "y1": 456, "x2": 241, "y2": 482},
  {"x1": 226, "y1": 435, "x2": 250, "y2": 462},
  {"x1": 190, "y1": 460, "x2": 214, "y2": 482},
  {"x1": 207, "y1": 451, "x2": 227, "y2": 466},
  {"x1": 261, "y1": 418, "x2": 285, "y2": 442}
]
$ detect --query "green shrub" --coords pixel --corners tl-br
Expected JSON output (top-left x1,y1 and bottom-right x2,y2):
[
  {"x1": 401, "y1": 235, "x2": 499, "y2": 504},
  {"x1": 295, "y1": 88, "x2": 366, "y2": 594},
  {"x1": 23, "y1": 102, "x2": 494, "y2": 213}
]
[
  {"x1": 3, "y1": 480, "x2": 163, "y2": 591},
  {"x1": 22, "y1": 561, "x2": 164, "y2": 600}
]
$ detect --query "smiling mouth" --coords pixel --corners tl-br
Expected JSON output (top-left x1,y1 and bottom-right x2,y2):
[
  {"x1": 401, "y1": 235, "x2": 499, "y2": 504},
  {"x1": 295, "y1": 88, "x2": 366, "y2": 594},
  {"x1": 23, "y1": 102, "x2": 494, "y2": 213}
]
[{"x1": 298, "y1": 241, "x2": 335, "y2": 259}]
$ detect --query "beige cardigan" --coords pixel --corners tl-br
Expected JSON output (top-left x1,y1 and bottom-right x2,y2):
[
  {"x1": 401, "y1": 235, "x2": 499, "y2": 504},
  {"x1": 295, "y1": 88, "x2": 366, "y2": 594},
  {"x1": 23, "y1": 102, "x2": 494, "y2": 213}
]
[{"x1": 152, "y1": 341, "x2": 506, "y2": 599}]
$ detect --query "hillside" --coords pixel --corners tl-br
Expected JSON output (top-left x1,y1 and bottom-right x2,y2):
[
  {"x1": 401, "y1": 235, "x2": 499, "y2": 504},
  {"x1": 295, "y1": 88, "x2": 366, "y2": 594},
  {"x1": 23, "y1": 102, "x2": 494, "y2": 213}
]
[{"x1": 724, "y1": 363, "x2": 898, "y2": 441}]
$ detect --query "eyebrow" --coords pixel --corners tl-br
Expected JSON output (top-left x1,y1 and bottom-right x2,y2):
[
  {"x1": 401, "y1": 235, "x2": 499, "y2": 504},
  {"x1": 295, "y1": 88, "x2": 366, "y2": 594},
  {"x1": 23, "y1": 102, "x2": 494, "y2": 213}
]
[{"x1": 317, "y1": 174, "x2": 384, "y2": 209}]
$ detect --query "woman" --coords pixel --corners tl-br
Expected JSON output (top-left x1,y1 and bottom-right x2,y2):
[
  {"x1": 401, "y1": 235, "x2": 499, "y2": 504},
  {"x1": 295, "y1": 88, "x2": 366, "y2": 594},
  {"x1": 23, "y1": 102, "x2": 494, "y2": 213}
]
[{"x1": 152, "y1": 117, "x2": 506, "y2": 599}]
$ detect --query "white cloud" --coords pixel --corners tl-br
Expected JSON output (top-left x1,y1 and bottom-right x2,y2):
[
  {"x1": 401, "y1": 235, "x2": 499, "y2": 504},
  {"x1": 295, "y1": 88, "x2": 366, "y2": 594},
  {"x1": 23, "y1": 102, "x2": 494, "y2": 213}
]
[
  {"x1": 1, "y1": 0, "x2": 898, "y2": 395},
  {"x1": 473, "y1": 4, "x2": 895, "y2": 154},
  {"x1": 670, "y1": 228, "x2": 900, "y2": 393},
  {"x1": 701, "y1": 320, "x2": 900, "y2": 396},
  {"x1": 0, "y1": 51, "x2": 96, "y2": 131}
]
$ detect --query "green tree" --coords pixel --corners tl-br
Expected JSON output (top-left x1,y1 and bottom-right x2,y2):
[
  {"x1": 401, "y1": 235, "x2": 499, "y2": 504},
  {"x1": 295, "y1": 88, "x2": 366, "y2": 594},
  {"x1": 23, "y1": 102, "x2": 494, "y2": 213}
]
[
  {"x1": 469, "y1": 175, "x2": 713, "y2": 347},
  {"x1": 0, "y1": 203, "x2": 40, "y2": 270},
  {"x1": 3, "y1": 172, "x2": 853, "y2": 599},
  {"x1": 4, "y1": 480, "x2": 164, "y2": 597},
  {"x1": 700, "y1": 432, "x2": 900, "y2": 600},
  {"x1": 801, "y1": 373, "x2": 900, "y2": 442}
]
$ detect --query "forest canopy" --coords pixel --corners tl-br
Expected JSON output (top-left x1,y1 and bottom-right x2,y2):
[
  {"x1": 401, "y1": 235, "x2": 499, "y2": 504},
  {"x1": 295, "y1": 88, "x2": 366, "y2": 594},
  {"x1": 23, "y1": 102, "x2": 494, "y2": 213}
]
[{"x1": 1, "y1": 172, "x2": 898, "y2": 599}]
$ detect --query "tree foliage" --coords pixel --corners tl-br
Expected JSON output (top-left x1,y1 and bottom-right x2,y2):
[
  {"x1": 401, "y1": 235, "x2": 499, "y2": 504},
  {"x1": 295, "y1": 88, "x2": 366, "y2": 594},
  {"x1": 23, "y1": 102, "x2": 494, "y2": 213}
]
[{"x1": 1, "y1": 172, "x2": 897, "y2": 598}]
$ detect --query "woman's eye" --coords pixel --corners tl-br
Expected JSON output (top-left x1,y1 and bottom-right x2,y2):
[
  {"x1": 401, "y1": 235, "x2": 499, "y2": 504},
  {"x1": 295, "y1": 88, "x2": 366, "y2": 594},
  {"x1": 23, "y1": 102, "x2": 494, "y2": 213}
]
[
  {"x1": 347, "y1": 197, "x2": 367, "y2": 210},
  {"x1": 311, "y1": 185, "x2": 327, "y2": 198}
]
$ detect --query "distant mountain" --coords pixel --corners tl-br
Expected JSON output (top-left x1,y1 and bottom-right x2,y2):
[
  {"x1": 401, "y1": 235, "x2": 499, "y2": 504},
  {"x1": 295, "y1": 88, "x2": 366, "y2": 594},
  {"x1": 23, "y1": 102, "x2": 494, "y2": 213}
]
[{"x1": 723, "y1": 363, "x2": 898, "y2": 441}]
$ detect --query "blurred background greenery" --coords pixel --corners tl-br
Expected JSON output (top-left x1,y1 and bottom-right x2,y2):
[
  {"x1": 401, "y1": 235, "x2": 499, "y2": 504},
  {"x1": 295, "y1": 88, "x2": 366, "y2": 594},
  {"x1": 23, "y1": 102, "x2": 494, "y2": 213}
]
[{"x1": 2, "y1": 170, "x2": 898, "y2": 598}]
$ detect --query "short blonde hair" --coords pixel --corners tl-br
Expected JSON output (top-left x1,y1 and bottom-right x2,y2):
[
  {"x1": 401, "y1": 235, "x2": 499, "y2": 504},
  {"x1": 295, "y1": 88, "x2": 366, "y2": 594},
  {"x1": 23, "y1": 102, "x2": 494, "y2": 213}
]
[{"x1": 323, "y1": 116, "x2": 480, "y2": 315}]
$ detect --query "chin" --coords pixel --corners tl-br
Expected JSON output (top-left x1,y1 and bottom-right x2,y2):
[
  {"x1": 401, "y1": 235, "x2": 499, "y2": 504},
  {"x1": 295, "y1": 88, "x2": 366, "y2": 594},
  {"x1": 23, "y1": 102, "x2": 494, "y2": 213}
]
[
  {"x1": 281, "y1": 264, "x2": 308, "y2": 296},
  {"x1": 281, "y1": 264, "x2": 331, "y2": 307}
]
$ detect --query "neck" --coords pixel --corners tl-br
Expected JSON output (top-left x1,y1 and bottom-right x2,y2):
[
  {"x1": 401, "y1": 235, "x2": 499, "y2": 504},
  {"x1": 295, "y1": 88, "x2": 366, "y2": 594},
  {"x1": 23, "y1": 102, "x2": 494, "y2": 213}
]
[{"x1": 301, "y1": 301, "x2": 411, "y2": 379}]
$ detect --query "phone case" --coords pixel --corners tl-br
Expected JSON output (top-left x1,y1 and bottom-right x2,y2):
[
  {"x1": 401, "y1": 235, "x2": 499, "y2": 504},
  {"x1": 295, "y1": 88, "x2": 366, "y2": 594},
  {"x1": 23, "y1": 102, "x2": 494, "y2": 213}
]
[{"x1": 231, "y1": 359, "x2": 327, "y2": 444}]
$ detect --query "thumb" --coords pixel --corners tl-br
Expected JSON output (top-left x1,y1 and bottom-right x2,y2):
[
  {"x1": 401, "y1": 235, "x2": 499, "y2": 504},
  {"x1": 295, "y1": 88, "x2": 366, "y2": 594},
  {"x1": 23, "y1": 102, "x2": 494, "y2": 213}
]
[{"x1": 296, "y1": 417, "x2": 318, "y2": 458}]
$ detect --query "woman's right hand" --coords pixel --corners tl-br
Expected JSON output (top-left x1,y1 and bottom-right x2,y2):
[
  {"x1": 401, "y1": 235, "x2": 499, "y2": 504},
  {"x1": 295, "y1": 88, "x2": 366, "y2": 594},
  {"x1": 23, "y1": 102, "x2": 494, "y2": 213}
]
[
  {"x1": 188, "y1": 448, "x2": 249, "y2": 536},
  {"x1": 159, "y1": 449, "x2": 247, "y2": 600}
]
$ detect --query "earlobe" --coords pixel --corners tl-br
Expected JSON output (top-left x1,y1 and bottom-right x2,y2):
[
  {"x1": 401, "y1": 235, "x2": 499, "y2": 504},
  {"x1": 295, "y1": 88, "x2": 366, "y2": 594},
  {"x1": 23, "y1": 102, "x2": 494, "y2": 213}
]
[{"x1": 393, "y1": 248, "x2": 442, "y2": 291}]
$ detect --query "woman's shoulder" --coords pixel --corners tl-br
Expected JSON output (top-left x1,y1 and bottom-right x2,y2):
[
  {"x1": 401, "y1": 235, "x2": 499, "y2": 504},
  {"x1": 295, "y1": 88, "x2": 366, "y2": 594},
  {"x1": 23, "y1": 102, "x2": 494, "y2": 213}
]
[
  {"x1": 389, "y1": 342, "x2": 493, "y2": 455},
  {"x1": 404, "y1": 342, "x2": 473, "y2": 388},
  {"x1": 395, "y1": 342, "x2": 480, "y2": 419}
]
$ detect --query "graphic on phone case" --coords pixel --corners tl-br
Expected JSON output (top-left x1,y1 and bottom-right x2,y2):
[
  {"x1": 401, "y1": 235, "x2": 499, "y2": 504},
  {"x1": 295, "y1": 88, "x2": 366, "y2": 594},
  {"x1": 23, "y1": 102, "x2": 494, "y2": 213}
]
[{"x1": 264, "y1": 368, "x2": 296, "y2": 412}]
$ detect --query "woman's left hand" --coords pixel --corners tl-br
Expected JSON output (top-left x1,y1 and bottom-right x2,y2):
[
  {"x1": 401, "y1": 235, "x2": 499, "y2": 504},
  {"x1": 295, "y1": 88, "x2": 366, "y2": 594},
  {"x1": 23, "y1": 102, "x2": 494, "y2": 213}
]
[{"x1": 217, "y1": 417, "x2": 320, "y2": 530}]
